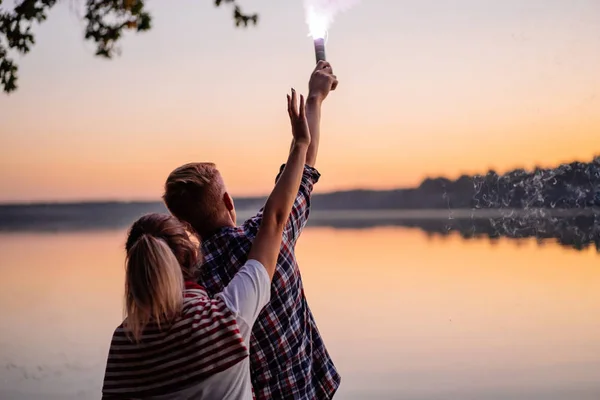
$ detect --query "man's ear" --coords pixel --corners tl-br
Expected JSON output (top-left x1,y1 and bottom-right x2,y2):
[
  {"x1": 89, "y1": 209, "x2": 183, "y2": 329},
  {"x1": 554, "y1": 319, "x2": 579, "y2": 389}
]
[{"x1": 223, "y1": 192, "x2": 234, "y2": 212}]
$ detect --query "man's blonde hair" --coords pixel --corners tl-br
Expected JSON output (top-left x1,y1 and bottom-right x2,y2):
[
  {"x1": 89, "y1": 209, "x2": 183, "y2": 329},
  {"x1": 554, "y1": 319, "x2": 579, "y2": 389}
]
[{"x1": 163, "y1": 163, "x2": 226, "y2": 233}]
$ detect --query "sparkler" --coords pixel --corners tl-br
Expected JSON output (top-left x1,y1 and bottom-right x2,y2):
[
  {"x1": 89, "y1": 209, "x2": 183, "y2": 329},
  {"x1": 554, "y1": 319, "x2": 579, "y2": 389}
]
[
  {"x1": 307, "y1": 6, "x2": 329, "y2": 63},
  {"x1": 305, "y1": 0, "x2": 359, "y2": 64},
  {"x1": 314, "y1": 37, "x2": 327, "y2": 63}
]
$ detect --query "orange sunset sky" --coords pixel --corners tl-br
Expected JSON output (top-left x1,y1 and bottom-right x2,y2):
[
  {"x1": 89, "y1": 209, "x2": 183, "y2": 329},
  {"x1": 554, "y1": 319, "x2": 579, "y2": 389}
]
[{"x1": 1, "y1": 0, "x2": 599, "y2": 203}]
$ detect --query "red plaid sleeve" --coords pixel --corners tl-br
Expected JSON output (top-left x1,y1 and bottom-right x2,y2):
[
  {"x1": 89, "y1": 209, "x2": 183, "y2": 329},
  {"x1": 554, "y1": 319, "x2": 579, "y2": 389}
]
[{"x1": 243, "y1": 165, "x2": 320, "y2": 243}]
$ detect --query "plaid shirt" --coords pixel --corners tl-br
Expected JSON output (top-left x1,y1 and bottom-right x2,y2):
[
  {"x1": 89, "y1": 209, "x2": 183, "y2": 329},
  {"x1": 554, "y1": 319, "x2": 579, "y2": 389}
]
[{"x1": 198, "y1": 165, "x2": 340, "y2": 399}]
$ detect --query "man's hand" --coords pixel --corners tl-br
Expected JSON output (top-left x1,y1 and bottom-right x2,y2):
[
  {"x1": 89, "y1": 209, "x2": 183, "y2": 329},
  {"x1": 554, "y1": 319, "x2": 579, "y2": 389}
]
[
  {"x1": 307, "y1": 61, "x2": 338, "y2": 104},
  {"x1": 287, "y1": 88, "x2": 310, "y2": 147}
]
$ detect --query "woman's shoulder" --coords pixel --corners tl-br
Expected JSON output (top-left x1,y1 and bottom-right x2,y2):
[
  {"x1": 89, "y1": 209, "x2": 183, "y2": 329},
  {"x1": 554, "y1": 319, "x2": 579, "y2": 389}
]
[{"x1": 182, "y1": 290, "x2": 235, "y2": 322}]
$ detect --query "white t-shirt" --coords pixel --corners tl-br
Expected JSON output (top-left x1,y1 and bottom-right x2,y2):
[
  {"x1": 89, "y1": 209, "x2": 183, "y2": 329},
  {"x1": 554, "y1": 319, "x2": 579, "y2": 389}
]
[{"x1": 147, "y1": 259, "x2": 271, "y2": 400}]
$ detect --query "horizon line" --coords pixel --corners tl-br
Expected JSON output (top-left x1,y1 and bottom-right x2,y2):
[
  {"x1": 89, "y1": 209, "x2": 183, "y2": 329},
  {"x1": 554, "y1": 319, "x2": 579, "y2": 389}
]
[
  {"x1": 4, "y1": 156, "x2": 600, "y2": 206},
  {"x1": 0, "y1": 186, "x2": 409, "y2": 207}
]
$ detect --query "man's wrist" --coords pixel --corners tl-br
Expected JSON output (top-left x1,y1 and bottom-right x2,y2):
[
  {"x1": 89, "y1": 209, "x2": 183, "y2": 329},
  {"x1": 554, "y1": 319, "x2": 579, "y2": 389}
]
[
  {"x1": 306, "y1": 93, "x2": 323, "y2": 107},
  {"x1": 292, "y1": 141, "x2": 310, "y2": 151},
  {"x1": 276, "y1": 163, "x2": 320, "y2": 183}
]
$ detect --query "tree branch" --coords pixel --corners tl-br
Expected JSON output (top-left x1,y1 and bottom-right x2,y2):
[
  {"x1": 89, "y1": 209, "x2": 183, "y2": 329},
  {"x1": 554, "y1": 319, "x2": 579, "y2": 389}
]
[{"x1": 0, "y1": 0, "x2": 258, "y2": 94}]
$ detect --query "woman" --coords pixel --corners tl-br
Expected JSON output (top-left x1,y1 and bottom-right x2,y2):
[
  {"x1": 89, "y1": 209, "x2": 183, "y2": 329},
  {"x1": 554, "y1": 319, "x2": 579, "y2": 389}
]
[{"x1": 102, "y1": 89, "x2": 311, "y2": 399}]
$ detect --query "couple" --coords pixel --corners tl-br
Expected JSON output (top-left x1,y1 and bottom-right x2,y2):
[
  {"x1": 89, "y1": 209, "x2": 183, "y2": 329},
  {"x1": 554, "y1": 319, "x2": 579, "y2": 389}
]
[{"x1": 102, "y1": 62, "x2": 340, "y2": 400}]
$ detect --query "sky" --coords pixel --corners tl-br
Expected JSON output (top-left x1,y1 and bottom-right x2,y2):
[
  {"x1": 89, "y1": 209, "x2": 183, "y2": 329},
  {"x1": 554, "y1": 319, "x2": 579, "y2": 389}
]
[{"x1": 1, "y1": 0, "x2": 599, "y2": 203}]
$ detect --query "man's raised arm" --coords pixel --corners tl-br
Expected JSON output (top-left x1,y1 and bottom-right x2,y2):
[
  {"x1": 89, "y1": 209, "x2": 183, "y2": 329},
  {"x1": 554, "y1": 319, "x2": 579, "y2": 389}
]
[
  {"x1": 272, "y1": 63, "x2": 338, "y2": 244},
  {"x1": 283, "y1": 61, "x2": 337, "y2": 173},
  {"x1": 295, "y1": 61, "x2": 338, "y2": 167}
]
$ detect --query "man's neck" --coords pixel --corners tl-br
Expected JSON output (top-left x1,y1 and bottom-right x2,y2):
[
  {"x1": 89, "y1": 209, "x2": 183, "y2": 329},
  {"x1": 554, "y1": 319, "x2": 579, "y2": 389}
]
[{"x1": 194, "y1": 218, "x2": 236, "y2": 241}]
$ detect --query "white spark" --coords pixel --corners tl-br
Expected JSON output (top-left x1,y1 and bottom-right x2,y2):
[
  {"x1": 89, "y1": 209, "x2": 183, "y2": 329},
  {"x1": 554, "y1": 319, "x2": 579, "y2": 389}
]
[{"x1": 304, "y1": 0, "x2": 360, "y2": 39}]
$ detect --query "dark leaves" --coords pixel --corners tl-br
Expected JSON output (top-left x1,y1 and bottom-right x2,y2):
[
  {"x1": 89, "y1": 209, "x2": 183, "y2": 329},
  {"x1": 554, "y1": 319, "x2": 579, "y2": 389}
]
[
  {"x1": 0, "y1": 42, "x2": 18, "y2": 93},
  {"x1": 233, "y1": 5, "x2": 258, "y2": 27},
  {"x1": 214, "y1": 0, "x2": 258, "y2": 27},
  {"x1": 83, "y1": 0, "x2": 152, "y2": 59},
  {"x1": 0, "y1": 0, "x2": 258, "y2": 93},
  {"x1": 0, "y1": 0, "x2": 58, "y2": 93}
]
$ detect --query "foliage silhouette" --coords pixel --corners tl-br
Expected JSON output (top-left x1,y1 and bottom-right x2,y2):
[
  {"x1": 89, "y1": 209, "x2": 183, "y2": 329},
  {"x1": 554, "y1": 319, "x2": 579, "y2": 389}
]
[{"x1": 0, "y1": 0, "x2": 257, "y2": 93}]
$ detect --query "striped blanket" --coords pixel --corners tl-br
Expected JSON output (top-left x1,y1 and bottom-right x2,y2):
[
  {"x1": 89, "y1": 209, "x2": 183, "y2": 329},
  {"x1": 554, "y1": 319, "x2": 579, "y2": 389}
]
[{"x1": 102, "y1": 282, "x2": 248, "y2": 398}]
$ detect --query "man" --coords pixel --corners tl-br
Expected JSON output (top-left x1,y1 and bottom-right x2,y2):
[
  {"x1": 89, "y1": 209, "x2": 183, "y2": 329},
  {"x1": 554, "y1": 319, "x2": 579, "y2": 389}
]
[{"x1": 163, "y1": 62, "x2": 339, "y2": 399}]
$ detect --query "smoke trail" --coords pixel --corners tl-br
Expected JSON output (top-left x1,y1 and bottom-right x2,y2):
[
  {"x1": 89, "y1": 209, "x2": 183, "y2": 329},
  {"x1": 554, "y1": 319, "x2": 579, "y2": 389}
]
[{"x1": 304, "y1": 0, "x2": 361, "y2": 38}]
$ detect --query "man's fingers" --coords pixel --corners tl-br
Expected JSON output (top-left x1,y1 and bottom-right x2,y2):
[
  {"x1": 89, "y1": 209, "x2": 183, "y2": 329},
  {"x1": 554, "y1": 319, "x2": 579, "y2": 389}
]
[
  {"x1": 331, "y1": 76, "x2": 339, "y2": 91},
  {"x1": 316, "y1": 60, "x2": 330, "y2": 71},
  {"x1": 315, "y1": 62, "x2": 333, "y2": 75},
  {"x1": 287, "y1": 94, "x2": 293, "y2": 118}
]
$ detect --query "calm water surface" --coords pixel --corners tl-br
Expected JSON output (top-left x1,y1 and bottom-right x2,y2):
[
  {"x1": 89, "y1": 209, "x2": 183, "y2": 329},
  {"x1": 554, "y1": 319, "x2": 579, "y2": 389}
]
[{"x1": 0, "y1": 227, "x2": 599, "y2": 400}]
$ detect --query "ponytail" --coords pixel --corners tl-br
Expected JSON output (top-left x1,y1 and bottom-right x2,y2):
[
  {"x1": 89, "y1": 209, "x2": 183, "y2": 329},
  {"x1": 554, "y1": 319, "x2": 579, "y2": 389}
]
[{"x1": 123, "y1": 234, "x2": 184, "y2": 342}]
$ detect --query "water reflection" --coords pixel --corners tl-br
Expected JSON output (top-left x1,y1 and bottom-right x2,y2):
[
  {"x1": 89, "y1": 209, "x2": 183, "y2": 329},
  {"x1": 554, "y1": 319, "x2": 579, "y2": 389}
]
[
  {"x1": 305, "y1": 211, "x2": 600, "y2": 253},
  {"x1": 0, "y1": 227, "x2": 598, "y2": 399},
  {"x1": 296, "y1": 228, "x2": 600, "y2": 400},
  {"x1": 2, "y1": 205, "x2": 600, "y2": 253}
]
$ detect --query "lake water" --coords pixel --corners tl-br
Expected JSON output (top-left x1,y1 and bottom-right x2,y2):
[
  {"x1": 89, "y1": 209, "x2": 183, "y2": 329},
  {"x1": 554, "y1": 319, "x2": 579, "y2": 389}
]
[{"x1": 1, "y1": 226, "x2": 599, "y2": 399}]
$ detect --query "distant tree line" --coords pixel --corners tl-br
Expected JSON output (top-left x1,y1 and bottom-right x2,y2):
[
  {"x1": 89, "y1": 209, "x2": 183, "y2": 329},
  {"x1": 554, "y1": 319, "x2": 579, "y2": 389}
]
[
  {"x1": 311, "y1": 157, "x2": 600, "y2": 210},
  {"x1": 434, "y1": 156, "x2": 600, "y2": 209},
  {"x1": 3, "y1": 158, "x2": 600, "y2": 251}
]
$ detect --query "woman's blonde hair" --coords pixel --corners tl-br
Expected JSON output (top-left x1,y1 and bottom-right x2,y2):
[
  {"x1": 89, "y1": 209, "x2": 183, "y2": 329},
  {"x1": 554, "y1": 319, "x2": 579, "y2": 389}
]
[{"x1": 123, "y1": 213, "x2": 199, "y2": 342}]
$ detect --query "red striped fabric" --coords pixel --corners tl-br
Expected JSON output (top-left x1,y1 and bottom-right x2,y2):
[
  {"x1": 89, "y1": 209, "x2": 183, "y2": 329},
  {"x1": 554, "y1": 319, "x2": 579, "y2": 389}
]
[{"x1": 102, "y1": 282, "x2": 249, "y2": 399}]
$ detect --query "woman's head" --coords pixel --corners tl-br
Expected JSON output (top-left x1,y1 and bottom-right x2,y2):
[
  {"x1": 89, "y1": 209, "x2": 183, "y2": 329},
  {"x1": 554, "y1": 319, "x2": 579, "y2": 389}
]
[{"x1": 123, "y1": 213, "x2": 198, "y2": 341}]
